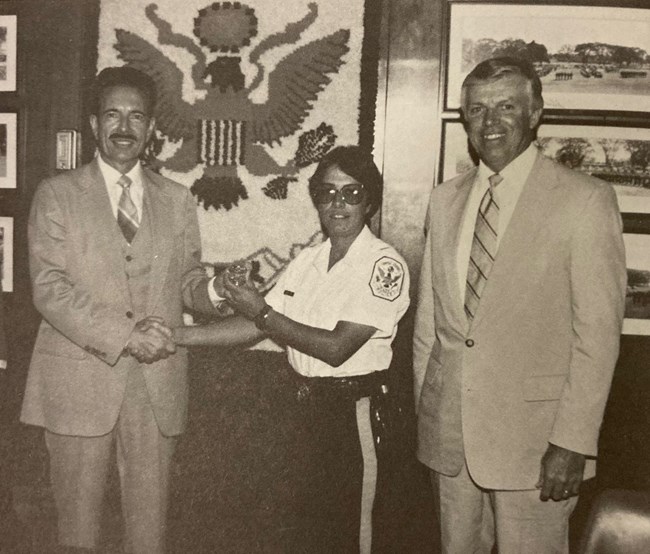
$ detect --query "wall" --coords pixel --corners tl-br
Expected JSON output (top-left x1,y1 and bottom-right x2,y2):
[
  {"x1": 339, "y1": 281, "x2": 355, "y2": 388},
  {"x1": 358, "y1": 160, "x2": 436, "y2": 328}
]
[{"x1": 0, "y1": 0, "x2": 99, "y2": 479}]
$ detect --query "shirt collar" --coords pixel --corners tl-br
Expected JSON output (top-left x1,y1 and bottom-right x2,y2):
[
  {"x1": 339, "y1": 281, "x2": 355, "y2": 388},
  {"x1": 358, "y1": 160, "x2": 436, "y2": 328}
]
[
  {"x1": 313, "y1": 225, "x2": 374, "y2": 271},
  {"x1": 96, "y1": 153, "x2": 144, "y2": 187},
  {"x1": 477, "y1": 142, "x2": 538, "y2": 185}
]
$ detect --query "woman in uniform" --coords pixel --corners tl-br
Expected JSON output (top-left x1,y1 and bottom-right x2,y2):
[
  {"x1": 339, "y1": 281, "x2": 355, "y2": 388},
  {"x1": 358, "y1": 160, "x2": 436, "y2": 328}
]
[{"x1": 174, "y1": 145, "x2": 410, "y2": 553}]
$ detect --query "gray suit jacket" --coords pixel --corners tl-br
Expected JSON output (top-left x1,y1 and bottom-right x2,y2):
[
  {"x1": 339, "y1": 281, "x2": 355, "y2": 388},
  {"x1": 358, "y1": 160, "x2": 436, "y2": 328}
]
[
  {"x1": 413, "y1": 152, "x2": 626, "y2": 489},
  {"x1": 21, "y1": 159, "x2": 214, "y2": 437}
]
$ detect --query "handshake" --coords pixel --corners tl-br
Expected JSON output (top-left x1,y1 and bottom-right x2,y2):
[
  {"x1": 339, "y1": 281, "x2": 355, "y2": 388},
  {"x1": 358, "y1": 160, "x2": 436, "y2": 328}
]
[{"x1": 125, "y1": 316, "x2": 177, "y2": 364}]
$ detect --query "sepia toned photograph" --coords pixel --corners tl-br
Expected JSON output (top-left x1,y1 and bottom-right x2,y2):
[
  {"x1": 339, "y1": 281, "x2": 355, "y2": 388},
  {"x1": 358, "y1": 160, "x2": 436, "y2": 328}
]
[
  {"x1": 0, "y1": 2, "x2": 648, "y2": 551},
  {"x1": 0, "y1": 112, "x2": 17, "y2": 188},
  {"x1": 440, "y1": 119, "x2": 650, "y2": 213},
  {"x1": 622, "y1": 232, "x2": 650, "y2": 335},
  {"x1": 0, "y1": 216, "x2": 13, "y2": 292},
  {"x1": 0, "y1": 16, "x2": 16, "y2": 92},
  {"x1": 446, "y1": 3, "x2": 650, "y2": 112},
  {"x1": 537, "y1": 124, "x2": 650, "y2": 213}
]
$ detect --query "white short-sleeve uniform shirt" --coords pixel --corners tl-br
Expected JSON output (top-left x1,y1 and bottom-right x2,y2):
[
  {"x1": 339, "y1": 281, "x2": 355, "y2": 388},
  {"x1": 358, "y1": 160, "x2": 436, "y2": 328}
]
[{"x1": 265, "y1": 226, "x2": 410, "y2": 378}]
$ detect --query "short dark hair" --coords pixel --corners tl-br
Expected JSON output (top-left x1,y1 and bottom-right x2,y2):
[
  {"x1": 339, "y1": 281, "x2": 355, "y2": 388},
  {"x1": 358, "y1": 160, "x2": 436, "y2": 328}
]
[
  {"x1": 308, "y1": 145, "x2": 383, "y2": 220},
  {"x1": 461, "y1": 56, "x2": 544, "y2": 112},
  {"x1": 91, "y1": 66, "x2": 156, "y2": 116}
]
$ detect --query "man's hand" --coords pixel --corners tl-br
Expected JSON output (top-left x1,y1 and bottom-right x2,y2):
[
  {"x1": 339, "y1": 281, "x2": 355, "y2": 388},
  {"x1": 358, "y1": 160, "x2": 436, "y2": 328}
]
[
  {"x1": 126, "y1": 316, "x2": 176, "y2": 363},
  {"x1": 536, "y1": 443, "x2": 585, "y2": 501}
]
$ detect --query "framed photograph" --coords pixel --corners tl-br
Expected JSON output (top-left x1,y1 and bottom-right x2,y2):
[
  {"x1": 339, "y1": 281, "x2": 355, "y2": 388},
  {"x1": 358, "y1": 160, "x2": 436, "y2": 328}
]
[
  {"x1": 622, "y1": 232, "x2": 650, "y2": 336},
  {"x1": 0, "y1": 216, "x2": 13, "y2": 293},
  {"x1": 0, "y1": 16, "x2": 16, "y2": 92},
  {"x1": 439, "y1": 120, "x2": 650, "y2": 213},
  {"x1": 445, "y1": 3, "x2": 650, "y2": 114},
  {"x1": 439, "y1": 118, "x2": 476, "y2": 183},
  {"x1": 536, "y1": 124, "x2": 650, "y2": 213},
  {"x1": 0, "y1": 112, "x2": 16, "y2": 189}
]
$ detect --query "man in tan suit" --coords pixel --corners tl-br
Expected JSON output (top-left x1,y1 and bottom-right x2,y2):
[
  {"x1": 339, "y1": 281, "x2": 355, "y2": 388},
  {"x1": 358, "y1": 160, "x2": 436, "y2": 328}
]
[
  {"x1": 22, "y1": 67, "x2": 224, "y2": 553},
  {"x1": 413, "y1": 57, "x2": 626, "y2": 553}
]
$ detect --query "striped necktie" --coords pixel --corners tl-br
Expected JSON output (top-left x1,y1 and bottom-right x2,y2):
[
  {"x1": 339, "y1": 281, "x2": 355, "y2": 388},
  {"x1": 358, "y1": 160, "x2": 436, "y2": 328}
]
[
  {"x1": 464, "y1": 173, "x2": 503, "y2": 320},
  {"x1": 117, "y1": 174, "x2": 139, "y2": 243}
]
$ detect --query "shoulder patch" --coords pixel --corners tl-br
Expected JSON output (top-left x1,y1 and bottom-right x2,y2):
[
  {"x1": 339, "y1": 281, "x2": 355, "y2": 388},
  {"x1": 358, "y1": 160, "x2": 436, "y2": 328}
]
[{"x1": 369, "y1": 256, "x2": 404, "y2": 301}]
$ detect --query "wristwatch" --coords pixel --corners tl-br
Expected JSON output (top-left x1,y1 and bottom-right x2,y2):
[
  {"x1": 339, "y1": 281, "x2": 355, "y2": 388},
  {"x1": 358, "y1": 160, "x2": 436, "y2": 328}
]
[{"x1": 254, "y1": 304, "x2": 273, "y2": 330}]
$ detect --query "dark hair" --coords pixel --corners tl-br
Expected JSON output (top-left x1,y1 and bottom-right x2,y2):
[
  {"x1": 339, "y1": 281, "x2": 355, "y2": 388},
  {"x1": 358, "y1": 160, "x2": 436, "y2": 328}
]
[
  {"x1": 308, "y1": 145, "x2": 383, "y2": 220},
  {"x1": 91, "y1": 66, "x2": 156, "y2": 116},
  {"x1": 461, "y1": 56, "x2": 544, "y2": 112}
]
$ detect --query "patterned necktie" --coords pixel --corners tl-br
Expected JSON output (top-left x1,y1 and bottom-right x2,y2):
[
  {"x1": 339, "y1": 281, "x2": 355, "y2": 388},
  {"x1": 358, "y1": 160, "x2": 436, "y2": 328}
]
[
  {"x1": 464, "y1": 173, "x2": 503, "y2": 320},
  {"x1": 117, "y1": 174, "x2": 139, "y2": 243}
]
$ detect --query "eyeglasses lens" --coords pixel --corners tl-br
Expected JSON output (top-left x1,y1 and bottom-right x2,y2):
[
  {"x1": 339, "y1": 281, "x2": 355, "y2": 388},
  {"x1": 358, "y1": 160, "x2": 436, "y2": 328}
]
[{"x1": 314, "y1": 184, "x2": 364, "y2": 205}]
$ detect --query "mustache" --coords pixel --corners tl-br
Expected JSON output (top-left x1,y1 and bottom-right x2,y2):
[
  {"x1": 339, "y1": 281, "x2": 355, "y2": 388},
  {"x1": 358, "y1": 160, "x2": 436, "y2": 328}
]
[{"x1": 109, "y1": 133, "x2": 137, "y2": 141}]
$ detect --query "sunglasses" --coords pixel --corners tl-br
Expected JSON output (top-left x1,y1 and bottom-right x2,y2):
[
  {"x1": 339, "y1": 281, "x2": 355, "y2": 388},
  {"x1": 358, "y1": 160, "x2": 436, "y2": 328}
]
[{"x1": 311, "y1": 183, "x2": 366, "y2": 205}]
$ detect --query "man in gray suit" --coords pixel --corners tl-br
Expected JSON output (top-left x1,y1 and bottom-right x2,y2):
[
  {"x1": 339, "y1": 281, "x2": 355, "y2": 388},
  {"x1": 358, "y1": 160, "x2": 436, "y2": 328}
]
[
  {"x1": 22, "y1": 67, "x2": 224, "y2": 553},
  {"x1": 413, "y1": 57, "x2": 626, "y2": 553}
]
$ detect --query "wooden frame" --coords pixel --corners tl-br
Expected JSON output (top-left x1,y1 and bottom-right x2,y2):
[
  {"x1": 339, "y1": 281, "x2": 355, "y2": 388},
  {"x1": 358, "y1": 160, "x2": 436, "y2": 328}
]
[
  {"x1": 0, "y1": 112, "x2": 17, "y2": 188},
  {"x1": 0, "y1": 16, "x2": 16, "y2": 92},
  {"x1": 444, "y1": 2, "x2": 650, "y2": 116},
  {"x1": 0, "y1": 216, "x2": 12, "y2": 292}
]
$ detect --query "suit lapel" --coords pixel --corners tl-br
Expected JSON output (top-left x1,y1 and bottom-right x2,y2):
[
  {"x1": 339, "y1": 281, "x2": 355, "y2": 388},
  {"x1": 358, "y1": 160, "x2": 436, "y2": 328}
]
[
  {"x1": 470, "y1": 153, "x2": 560, "y2": 329},
  {"x1": 143, "y1": 171, "x2": 174, "y2": 314},
  {"x1": 445, "y1": 169, "x2": 477, "y2": 331},
  {"x1": 79, "y1": 160, "x2": 131, "y2": 307}
]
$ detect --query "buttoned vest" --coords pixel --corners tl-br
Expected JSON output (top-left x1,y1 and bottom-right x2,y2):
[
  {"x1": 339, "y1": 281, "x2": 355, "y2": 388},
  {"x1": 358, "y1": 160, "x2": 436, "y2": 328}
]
[{"x1": 120, "y1": 200, "x2": 154, "y2": 320}]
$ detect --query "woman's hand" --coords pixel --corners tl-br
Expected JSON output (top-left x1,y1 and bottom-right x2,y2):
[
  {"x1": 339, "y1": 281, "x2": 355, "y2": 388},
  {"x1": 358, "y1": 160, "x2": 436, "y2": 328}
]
[{"x1": 223, "y1": 276, "x2": 267, "y2": 320}]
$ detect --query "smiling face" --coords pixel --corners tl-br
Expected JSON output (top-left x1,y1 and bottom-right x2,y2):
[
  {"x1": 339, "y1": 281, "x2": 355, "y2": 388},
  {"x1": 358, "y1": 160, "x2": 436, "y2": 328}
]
[
  {"x1": 462, "y1": 74, "x2": 542, "y2": 173},
  {"x1": 90, "y1": 84, "x2": 155, "y2": 174},
  {"x1": 315, "y1": 164, "x2": 371, "y2": 242}
]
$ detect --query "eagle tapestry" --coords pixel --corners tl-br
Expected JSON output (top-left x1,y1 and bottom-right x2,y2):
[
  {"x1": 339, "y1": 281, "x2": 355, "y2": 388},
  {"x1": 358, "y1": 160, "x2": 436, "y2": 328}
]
[{"x1": 97, "y1": 0, "x2": 380, "y2": 293}]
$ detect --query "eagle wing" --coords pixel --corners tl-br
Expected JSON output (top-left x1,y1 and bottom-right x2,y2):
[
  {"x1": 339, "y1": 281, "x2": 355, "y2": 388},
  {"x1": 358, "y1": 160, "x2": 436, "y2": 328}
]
[
  {"x1": 114, "y1": 29, "x2": 195, "y2": 141},
  {"x1": 251, "y1": 29, "x2": 350, "y2": 146}
]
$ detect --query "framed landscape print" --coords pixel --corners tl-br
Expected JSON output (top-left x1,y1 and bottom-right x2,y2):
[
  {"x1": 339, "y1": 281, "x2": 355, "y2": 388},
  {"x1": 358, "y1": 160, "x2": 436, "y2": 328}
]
[
  {"x1": 0, "y1": 112, "x2": 16, "y2": 189},
  {"x1": 0, "y1": 216, "x2": 13, "y2": 293},
  {"x1": 0, "y1": 16, "x2": 16, "y2": 92},
  {"x1": 536, "y1": 124, "x2": 650, "y2": 213},
  {"x1": 445, "y1": 3, "x2": 650, "y2": 114},
  {"x1": 439, "y1": 120, "x2": 650, "y2": 213},
  {"x1": 622, "y1": 232, "x2": 650, "y2": 335}
]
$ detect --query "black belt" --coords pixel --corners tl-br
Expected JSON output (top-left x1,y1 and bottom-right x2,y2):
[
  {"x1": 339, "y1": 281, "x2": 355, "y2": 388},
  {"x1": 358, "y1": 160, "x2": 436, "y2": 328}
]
[{"x1": 291, "y1": 370, "x2": 388, "y2": 402}]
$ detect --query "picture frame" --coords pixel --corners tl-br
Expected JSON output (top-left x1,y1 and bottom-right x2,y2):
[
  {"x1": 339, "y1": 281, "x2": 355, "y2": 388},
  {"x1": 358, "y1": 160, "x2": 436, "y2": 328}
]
[
  {"x1": 444, "y1": 3, "x2": 650, "y2": 114},
  {"x1": 0, "y1": 216, "x2": 13, "y2": 293},
  {"x1": 439, "y1": 119, "x2": 650, "y2": 213},
  {"x1": 622, "y1": 230, "x2": 650, "y2": 336},
  {"x1": 0, "y1": 16, "x2": 16, "y2": 92},
  {"x1": 0, "y1": 112, "x2": 16, "y2": 189}
]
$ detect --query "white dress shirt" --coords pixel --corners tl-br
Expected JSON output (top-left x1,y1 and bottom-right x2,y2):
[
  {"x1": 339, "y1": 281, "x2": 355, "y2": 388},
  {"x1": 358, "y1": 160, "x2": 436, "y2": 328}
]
[
  {"x1": 96, "y1": 154, "x2": 144, "y2": 221},
  {"x1": 456, "y1": 144, "x2": 538, "y2": 298}
]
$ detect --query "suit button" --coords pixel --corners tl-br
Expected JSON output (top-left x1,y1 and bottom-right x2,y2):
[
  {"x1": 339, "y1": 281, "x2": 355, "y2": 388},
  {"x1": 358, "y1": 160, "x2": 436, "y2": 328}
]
[
  {"x1": 465, "y1": 339, "x2": 475, "y2": 347},
  {"x1": 125, "y1": 255, "x2": 133, "y2": 262},
  {"x1": 126, "y1": 311, "x2": 134, "y2": 319}
]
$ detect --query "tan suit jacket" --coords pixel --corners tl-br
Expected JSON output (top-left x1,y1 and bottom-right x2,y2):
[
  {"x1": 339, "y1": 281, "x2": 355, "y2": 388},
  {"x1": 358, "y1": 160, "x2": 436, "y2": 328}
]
[
  {"x1": 413, "y1": 152, "x2": 626, "y2": 490},
  {"x1": 21, "y1": 159, "x2": 214, "y2": 437}
]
